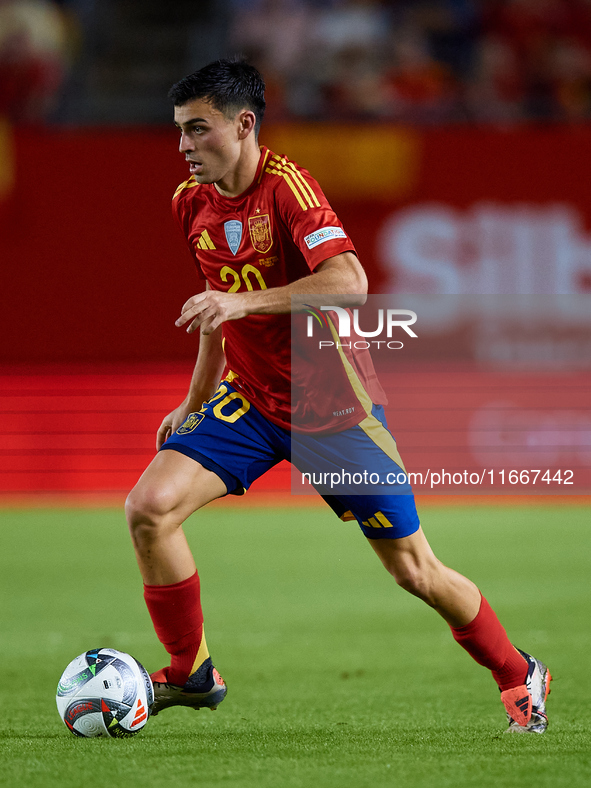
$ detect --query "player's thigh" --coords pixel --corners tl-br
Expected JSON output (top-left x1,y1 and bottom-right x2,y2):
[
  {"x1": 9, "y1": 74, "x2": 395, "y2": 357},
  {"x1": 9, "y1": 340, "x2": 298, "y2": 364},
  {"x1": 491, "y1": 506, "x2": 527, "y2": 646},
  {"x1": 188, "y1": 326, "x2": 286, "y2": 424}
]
[
  {"x1": 162, "y1": 381, "x2": 289, "y2": 493},
  {"x1": 126, "y1": 448, "x2": 227, "y2": 525}
]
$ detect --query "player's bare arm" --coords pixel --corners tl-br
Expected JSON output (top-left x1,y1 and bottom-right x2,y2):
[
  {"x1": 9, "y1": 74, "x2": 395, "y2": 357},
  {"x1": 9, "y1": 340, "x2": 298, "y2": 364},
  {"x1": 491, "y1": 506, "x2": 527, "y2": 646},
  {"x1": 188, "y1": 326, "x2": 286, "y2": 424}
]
[
  {"x1": 175, "y1": 251, "x2": 368, "y2": 336},
  {"x1": 156, "y1": 319, "x2": 225, "y2": 450}
]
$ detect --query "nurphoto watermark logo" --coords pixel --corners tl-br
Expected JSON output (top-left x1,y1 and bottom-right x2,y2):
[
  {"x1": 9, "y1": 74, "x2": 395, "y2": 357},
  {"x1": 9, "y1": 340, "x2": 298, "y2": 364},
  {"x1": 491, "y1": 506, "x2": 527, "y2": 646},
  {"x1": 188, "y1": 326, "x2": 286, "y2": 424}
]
[{"x1": 304, "y1": 306, "x2": 418, "y2": 350}]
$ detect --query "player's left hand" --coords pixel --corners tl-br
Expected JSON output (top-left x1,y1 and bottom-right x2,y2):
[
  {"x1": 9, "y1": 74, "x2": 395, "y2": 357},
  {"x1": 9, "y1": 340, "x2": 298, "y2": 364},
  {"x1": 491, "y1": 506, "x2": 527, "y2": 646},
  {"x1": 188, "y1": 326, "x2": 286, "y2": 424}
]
[{"x1": 176, "y1": 290, "x2": 249, "y2": 335}]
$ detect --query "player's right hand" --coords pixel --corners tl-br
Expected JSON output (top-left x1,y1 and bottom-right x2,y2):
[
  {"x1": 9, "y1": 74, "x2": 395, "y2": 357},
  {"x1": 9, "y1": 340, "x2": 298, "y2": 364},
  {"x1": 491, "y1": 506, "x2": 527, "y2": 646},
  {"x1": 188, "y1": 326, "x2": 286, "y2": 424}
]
[{"x1": 156, "y1": 402, "x2": 193, "y2": 451}]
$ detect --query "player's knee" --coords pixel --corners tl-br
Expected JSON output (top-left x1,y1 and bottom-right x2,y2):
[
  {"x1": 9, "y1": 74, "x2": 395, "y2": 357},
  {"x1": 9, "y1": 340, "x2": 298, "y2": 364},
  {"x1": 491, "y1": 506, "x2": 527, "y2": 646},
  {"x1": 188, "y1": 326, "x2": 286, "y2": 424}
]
[
  {"x1": 125, "y1": 484, "x2": 179, "y2": 537},
  {"x1": 393, "y1": 566, "x2": 428, "y2": 599},
  {"x1": 388, "y1": 558, "x2": 439, "y2": 605}
]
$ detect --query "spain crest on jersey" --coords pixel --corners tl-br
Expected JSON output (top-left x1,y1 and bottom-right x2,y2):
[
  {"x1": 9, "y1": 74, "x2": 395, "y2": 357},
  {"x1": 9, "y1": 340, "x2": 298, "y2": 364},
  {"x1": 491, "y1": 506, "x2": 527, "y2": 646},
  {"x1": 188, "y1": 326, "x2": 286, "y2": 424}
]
[
  {"x1": 248, "y1": 214, "x2": 273, "y2": 254},
  {"x1": 176, "y1": 411, "x2": 204, "y2": 435}
]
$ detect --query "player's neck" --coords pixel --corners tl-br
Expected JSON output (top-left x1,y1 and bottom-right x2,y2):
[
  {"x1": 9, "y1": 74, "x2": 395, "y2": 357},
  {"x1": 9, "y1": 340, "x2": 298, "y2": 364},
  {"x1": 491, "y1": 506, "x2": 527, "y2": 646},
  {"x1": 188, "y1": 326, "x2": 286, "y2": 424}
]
[{"x1": 214, "y1": 143, "x2": 261, "y2": 199}]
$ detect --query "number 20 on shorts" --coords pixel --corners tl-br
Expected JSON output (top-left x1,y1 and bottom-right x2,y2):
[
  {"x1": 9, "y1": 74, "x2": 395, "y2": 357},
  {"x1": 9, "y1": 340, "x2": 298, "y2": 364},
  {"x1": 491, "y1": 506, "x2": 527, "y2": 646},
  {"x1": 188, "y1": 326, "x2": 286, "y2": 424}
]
[{"x1": 209, "y1": 384, "x2": 251, "y2": 423}]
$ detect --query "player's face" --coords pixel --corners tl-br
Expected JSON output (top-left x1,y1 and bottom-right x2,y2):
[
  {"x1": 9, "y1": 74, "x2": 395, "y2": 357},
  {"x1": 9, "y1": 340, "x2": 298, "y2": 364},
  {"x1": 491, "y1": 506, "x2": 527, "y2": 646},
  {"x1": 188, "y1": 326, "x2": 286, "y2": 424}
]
[{"x1": 174, "y1": 98, "x2": 244, "y2": 186}]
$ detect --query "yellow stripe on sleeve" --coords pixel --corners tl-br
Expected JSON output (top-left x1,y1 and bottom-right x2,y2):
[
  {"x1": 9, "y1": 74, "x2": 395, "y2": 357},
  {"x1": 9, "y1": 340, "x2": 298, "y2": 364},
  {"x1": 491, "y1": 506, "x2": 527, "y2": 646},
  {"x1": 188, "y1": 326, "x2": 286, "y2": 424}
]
[
  {"x1": 173, "y1": 177, "x2": 199, "y2": 199},
  {"x1": 286, "y1": 162, "x2": 321, "y2": 208},
  {"x1": 281, "y1": 168, "x2": 314, "y2": 209},
  {"x1": 266, "y1": 159, "x2": 317, "y2": 209},
  {"x1": 265, "y1": 166, "x2": 308, "y2": 211},
  {"x1": 269, "y1": 156, "x2": 320, "y2": 208}
]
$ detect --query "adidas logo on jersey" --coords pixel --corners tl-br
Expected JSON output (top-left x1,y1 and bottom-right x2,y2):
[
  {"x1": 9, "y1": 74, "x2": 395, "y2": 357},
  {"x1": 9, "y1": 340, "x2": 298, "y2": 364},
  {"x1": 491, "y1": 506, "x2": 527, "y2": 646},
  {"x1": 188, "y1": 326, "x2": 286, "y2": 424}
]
[{"x1": 197, "y1": 230, "x2": 216, "y2": 250}]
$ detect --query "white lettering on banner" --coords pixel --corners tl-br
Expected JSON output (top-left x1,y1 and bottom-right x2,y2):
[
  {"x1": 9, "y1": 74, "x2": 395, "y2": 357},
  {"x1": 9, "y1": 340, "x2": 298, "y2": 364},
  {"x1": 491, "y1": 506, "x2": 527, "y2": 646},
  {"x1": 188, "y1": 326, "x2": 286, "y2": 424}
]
[{"x1": 378, "y1": 203, "x2": 591, "y2": 295}]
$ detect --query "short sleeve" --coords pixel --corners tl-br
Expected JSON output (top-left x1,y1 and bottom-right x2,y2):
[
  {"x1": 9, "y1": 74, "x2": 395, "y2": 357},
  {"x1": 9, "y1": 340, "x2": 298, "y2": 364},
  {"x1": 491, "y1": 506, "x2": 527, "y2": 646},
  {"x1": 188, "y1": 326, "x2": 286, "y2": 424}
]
[{"x1": 270, "y1": 157, "x2": 357, "y2": 272}]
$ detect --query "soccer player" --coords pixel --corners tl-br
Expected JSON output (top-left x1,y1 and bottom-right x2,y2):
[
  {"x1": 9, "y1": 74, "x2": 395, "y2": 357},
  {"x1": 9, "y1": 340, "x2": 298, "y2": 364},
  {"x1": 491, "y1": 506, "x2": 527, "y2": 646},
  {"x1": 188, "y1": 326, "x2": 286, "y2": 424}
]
[{"x1": 125, "y1": 58, "x2": 551, "y2": 733}]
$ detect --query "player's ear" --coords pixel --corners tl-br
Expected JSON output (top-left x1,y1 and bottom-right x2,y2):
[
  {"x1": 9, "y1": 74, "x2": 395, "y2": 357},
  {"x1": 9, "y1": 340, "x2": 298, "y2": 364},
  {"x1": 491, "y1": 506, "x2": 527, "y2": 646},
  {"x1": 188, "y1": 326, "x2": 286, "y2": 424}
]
[{"x1": 237, "y1": 110, "x2": 256, "y2": 139}]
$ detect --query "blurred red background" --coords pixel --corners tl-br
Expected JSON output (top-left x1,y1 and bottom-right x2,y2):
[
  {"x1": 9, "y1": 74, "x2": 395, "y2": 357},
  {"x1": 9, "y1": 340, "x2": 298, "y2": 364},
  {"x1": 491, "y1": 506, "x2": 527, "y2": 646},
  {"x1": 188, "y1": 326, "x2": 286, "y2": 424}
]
[{"x1": 1, "y1": 124, "x2": 590, "y2": 495}]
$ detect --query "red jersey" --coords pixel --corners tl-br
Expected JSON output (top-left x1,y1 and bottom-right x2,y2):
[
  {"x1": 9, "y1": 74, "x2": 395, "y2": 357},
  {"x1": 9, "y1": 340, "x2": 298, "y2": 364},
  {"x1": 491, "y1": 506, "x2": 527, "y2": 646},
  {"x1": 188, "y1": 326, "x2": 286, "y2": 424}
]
[{"x1": 172, "y1": 146, "x2": 386, "y2": 433}]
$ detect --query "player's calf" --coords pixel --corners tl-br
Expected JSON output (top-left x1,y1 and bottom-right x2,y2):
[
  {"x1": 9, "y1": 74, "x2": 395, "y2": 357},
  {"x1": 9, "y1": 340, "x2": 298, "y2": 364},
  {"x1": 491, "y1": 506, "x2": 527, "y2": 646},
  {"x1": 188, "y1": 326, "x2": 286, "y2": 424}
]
[{"x1": 369, "y1": 530, "x2": 481, "y2": 627}]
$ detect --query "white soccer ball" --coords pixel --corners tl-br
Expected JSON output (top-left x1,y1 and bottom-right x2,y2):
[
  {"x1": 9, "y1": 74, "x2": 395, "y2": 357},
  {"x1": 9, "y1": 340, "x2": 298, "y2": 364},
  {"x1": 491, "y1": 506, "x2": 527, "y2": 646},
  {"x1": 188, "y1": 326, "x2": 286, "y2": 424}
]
[{"x1": 56, "y1": 648, "x2": 153, "y2": 738}]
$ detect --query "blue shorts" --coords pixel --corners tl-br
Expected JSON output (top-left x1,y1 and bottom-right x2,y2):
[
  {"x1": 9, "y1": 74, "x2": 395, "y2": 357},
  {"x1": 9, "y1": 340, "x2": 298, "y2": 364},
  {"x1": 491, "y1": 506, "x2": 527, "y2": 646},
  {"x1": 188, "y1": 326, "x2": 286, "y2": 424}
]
[{"x1": 161, "y1": 382, "x2": 420, "y2": 540}]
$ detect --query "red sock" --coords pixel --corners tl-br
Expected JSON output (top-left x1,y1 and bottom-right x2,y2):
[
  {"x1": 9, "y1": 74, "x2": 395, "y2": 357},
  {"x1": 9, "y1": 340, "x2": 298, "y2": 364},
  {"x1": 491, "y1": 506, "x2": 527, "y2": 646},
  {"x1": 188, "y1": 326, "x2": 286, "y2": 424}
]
[
  {"x1": 451, "y1": 595, "x2": 528, "y2": 691},
  {"x1": 143, "y1": 571, "x2": 203, "y2": 686}
]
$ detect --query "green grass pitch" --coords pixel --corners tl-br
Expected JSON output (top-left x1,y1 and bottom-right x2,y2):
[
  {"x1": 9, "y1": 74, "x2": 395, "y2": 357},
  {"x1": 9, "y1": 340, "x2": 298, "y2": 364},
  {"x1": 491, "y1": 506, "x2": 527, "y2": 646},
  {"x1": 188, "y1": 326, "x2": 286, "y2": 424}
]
[{"x1": 0, "y1": 504, "x2": 590, "y2": 788}]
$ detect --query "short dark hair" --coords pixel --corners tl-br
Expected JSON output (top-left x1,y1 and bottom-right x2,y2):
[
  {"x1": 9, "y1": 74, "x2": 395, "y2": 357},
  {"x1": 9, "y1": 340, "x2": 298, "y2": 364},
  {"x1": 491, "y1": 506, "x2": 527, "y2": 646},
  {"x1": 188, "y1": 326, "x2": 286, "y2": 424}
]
[{"x1": 168, "y1": 57, "x2": 266, "y2": 136}]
